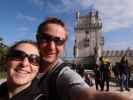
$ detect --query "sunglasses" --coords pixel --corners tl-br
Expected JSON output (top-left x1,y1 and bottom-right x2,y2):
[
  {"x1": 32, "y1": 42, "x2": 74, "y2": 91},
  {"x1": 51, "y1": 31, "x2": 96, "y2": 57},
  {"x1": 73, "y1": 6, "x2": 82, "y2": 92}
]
[
  {"x1": 38, "y1": 33, "x2": 66, "y2": 46},
  {"x1": 8, "y1": 50, "x2": 40, "y2": 66}
]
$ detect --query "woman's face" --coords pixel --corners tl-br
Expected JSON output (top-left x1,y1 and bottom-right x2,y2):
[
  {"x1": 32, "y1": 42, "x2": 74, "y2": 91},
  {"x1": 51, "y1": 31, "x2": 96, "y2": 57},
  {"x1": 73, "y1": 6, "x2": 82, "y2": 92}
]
[{"x1": 6, "y1": 43, "x2": 40, "y2": 86}]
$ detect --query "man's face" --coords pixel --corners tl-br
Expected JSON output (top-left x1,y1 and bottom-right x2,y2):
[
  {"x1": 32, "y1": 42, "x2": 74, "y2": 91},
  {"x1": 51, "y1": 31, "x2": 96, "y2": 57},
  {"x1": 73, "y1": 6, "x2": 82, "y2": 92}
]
[
  {"x1": 7, "y1": 43, "x2": 40, "y2": 86},
  {"x1": 38, "y1": 23, "x2": 67, "y2": 64}
]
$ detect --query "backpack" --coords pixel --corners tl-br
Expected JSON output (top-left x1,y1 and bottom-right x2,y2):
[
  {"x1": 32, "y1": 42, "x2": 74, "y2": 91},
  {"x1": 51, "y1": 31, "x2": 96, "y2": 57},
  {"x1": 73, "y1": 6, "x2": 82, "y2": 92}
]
[{"x1": 38, "y1": 63, "x2": 70, "y2": 100}]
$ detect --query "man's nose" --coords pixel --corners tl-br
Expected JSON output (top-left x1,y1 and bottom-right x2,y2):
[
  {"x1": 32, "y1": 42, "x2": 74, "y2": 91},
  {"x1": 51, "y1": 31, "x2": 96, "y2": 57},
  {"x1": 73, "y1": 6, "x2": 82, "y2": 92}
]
[{"x1": 48, "y1": 40, "x2": 56, "y2": 49}]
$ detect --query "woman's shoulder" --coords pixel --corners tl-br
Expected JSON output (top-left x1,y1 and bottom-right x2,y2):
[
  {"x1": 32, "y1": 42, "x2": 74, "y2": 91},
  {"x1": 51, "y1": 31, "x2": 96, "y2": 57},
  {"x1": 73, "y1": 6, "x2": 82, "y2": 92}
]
[{"x1": 0, "y1": 82, "x2": 9, "y2": 99}]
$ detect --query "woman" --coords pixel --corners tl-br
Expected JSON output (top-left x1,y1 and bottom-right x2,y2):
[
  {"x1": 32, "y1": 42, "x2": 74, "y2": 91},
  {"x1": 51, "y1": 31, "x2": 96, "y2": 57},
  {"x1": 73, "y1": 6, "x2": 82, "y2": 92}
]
[{"x1": 0, "y1": 40, "x2": 45, "y2": 100}]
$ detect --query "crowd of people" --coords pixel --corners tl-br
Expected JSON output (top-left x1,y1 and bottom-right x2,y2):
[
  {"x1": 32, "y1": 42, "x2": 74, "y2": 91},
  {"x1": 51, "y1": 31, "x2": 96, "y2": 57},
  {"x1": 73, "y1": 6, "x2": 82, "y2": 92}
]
[
  {"x1": 93, "y1": 55, "x2": 131, "y2": 92},
  {"x1": 0, "y1": 17, "x2": 131, "y2": 100}
]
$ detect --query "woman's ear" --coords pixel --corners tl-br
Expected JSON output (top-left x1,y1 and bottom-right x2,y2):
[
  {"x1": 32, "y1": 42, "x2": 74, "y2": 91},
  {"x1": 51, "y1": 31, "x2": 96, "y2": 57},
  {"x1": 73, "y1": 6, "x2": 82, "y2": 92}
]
[{"x1": 4, "y1": 58, "x2": 10, "y2": 72}]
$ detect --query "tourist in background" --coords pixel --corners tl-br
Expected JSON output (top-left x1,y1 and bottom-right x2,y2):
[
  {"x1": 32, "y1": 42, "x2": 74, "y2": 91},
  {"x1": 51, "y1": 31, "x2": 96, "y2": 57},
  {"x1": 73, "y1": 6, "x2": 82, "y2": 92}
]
[
  {"x1": 94, "y1": 64, "x2": 102, "y2": 90},
  {"x1": 84, "y1": 73, "x2": 94, "y2": 87},
  {"x1": 99, "y1": 57, "x2": 111, "y2": 91},
  {"x1": 112, "y1": 62, "x2": 120, "y2": 86},
  {"x1": 119, "y1": 55, "x2": 130, "y2": 91}
]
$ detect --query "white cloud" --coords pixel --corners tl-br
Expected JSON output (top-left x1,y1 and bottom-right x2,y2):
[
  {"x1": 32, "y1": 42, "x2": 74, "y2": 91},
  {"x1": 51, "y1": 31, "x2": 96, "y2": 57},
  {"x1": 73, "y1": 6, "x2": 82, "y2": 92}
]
[
  {"x1": 61, "y1": 0, "x2": 133, "y2": 32},
  {"x1": 30, "y1": 0, "x2": 95, "y2": 13},
  {"x1": 104, "y1": 40, "x2": 133, "y2": 50},
  {"x1": 65, "y1": 0, "x2": 133, "y2": 50},
  {"x1": 103, "y1": 19, "x2": 130, "y2": 32},
  {"x1": 30, "y1": 0, "x2": 69, "y2": 13},
  {"x1": 29, "y1": 0, "x2": 93, "y2": 13},
  {"x1": 61, "y1": 0, "x2": 94, "y2": 10},
  {"x1": 29, "y1": 0, "x2": 133, "y2": 32},
  {"x1": 45, "y1": 2, "x2": 66, "y2": 13},
  {"x1": 29, "y1": 0, "x2": 44, "y2": 9},
  {"x1": 28, "y1": 0, "x2": 133, "y2": 50},
  {"x1": 16, "y1": 13, "x2": 37, "y2": 22},
  {"x1": 18, "y1": 27, "x2": 29, "y2": 32},
  {"x1": 93, "y1": 0, "x2": 133, "y2": 32}
]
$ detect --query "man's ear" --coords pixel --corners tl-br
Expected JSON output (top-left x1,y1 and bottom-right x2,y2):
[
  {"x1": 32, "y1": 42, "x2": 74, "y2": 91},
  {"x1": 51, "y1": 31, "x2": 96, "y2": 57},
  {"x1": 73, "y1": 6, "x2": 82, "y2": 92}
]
[{"x1": 37, "y1": 42, "x2": 41, "y2": 48}]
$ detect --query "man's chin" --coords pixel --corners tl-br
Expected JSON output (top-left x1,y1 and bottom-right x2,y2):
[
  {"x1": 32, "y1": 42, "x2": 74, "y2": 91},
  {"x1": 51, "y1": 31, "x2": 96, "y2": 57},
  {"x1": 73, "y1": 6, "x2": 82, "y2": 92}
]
[{"x1": 42, "y1": 57, "x2": 56, "y2": 64}]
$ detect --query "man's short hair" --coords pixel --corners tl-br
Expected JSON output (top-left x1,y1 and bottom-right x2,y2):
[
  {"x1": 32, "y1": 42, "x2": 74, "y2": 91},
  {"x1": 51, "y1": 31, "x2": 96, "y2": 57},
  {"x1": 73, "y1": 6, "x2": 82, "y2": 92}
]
[{"x1": 36, "y1": 17, "x2": 67, "y2": 42}]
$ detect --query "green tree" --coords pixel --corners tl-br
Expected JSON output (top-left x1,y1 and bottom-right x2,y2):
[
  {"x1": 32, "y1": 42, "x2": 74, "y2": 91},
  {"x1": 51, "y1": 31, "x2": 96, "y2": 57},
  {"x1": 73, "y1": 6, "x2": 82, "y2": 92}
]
[{"x1": 0, "y1": 37, "x2": 8, "y2": 78}]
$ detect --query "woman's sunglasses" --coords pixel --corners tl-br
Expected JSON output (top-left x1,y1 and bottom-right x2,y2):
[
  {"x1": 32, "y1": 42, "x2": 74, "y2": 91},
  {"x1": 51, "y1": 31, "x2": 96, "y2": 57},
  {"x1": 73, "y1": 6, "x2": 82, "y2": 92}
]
[
  {"x1": 38, "y1": 33, "x2": 66, "y2": 46},
  {"x1": 8, "y1": 50, "x2": 40, "y2": 66}
]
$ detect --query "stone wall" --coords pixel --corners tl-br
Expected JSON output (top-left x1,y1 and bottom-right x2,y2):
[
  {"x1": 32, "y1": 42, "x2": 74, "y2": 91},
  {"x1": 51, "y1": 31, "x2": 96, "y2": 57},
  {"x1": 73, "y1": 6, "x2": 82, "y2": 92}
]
[{"x1": 103, "y1": 50, "x2": 133, "y2": 66}]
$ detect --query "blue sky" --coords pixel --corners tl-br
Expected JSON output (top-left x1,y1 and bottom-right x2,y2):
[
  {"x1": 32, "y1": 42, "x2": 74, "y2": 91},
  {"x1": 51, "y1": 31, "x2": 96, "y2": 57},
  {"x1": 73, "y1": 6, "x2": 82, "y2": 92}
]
[{"x1": 0, "y1": 0, "x2": 133, "y2": 57}]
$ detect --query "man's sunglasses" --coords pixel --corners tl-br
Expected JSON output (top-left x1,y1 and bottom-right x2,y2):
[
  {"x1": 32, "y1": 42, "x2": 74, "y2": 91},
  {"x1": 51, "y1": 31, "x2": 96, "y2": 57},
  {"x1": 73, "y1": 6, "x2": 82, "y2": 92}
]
[
  {"x1": 38, "y1": 33, "x2": 66, "y2": 46},
  {"x1": 8, "y1": 50, "x2": 40, "y2": 66}
]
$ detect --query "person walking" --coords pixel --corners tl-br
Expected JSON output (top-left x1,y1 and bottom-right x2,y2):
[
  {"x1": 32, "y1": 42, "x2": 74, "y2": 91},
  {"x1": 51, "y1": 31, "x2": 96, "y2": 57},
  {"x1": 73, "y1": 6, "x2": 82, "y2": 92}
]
[
  {"x1": 99, "y1": 57, "x2": 111, "y2": 91},
  {"x1": 119, "y1": 55, "x2": 130, "y2": 91},
  {"x1": 94, "y1": 64, "x2": 102, "y2": 90}
]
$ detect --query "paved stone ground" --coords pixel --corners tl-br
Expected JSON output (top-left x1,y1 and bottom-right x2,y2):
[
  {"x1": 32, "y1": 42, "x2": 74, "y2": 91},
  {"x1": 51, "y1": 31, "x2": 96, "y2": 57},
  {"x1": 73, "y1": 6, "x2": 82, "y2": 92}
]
[
  {"x1": 109, "y1": 86, "x2": 133, "y2": 99},
  {"x1": 91, "y1": 81, "x2": 133, "y2": 99},
  {"x1": 85, "y1": 70, "x2": 133, "y2": 99},
  {"x1": 1, "y1": 79, "x2": 133, "y2": 99}
]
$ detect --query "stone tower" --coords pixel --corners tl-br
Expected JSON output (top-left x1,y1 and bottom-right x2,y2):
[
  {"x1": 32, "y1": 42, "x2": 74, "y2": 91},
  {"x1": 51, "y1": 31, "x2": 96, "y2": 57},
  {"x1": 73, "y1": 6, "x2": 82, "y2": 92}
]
[{"x1": 74, "y1": 9, "x2": 104, "y2": 66}]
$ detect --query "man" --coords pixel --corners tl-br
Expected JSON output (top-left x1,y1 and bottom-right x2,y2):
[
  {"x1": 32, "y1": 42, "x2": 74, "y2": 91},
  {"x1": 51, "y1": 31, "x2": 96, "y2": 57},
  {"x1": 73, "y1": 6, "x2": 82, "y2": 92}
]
[
  {"x1": 36, "y1": 17, "x2": 131, "y2": 100},
  {"x1": 94, "y1": 64, "x2": 102, "y2": 90},
  {"x1": 0, "y1": 40, "x2": 45, "y2": 100},
  {"x1": 74, "y1": 59, "x2": 84, "y2": 77}
]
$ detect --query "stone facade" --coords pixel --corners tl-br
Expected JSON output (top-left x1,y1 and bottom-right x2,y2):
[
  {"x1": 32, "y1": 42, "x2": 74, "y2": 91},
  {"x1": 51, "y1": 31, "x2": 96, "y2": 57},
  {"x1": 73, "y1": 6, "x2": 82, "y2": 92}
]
[
  {"x1": 103, "y1": 49, "x2": 133, "y2": 66},
  {"x1": 74, "y1": 9, "x2": 104, "y2": 65},
  {"x1": 74, "y1": 9, "x2": 133, "y2": 67}
]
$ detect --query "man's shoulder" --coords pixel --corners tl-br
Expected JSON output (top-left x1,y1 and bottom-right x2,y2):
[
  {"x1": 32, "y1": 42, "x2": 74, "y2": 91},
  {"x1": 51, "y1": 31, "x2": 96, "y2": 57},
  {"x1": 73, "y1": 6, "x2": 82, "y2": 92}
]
[
  {"x1": 54, "y1": 62, "x2": 78, "y2": 77},
  {"x1": 57, "y1": 65, "x2": 88, "y2": 87},
  {"x1": 55, "y1": 63, "x2": 89, "y2": 100}
]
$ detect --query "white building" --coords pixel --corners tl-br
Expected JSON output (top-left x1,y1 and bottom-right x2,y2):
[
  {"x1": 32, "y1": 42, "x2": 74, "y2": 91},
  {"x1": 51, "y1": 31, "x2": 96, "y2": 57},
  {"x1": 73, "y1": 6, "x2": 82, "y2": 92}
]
[{"x1": 74, "y1": 9, "x2": 104, "y2": 66}]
